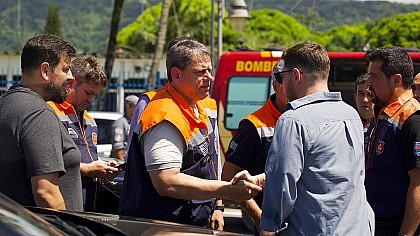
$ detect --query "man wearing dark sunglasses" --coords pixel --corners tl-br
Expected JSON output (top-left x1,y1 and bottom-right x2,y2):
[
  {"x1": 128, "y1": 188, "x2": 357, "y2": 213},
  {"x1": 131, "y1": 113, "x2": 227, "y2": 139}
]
[
  {"x1": 258, "y1": 42, "x2": 374, "y2": 235},
  {"x1": 222, "y1": 60, "x2": 288, "y2": 235}
]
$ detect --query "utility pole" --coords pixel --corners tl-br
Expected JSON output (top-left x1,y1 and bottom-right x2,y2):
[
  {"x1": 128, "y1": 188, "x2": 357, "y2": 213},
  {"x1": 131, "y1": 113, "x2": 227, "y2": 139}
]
[
  {"x1": 211, "y1": 0, "x2": 215, "y2": 72},
  {"x1": 217, "y1": 0, "x2": 224, "y2": 67}
]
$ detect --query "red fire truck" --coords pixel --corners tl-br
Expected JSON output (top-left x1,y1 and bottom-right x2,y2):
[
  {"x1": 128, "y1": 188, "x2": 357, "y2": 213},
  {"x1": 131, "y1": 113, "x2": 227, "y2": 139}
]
[{"x1": 211, "y1": 50, "x2": 420, "y2": 159}]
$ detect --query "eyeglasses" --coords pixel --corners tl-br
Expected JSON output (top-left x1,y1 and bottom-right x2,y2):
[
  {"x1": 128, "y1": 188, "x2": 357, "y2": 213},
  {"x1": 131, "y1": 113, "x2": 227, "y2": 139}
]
[
  {"x1": 189, "y1": 69, "x2": 212, "y2": 78},
  {"x1": 273, "y1": 69, "x2": 294, "y2": 84}
]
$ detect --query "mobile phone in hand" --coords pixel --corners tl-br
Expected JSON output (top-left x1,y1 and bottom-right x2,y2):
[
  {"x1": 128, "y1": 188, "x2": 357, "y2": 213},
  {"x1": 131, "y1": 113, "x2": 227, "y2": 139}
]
[{"x1": 116, "y1": 162, "x2": 126, "y2": 171}]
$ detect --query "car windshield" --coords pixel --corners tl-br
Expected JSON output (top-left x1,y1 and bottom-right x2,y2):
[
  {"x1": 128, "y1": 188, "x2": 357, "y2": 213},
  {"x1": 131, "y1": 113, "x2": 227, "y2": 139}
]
[{"x1": 95, "y1": 118, "x2": 114, "y2": 145}]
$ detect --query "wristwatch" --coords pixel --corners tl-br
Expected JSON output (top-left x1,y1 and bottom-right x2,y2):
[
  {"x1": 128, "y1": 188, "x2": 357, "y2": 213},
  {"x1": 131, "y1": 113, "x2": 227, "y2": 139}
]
[{"x1": 214, "y1": 205, "x2": 225, "y2": 212}]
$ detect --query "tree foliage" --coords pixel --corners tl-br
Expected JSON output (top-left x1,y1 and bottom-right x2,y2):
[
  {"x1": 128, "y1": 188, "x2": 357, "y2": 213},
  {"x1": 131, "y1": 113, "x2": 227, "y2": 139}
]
[
  {"x1": 117, "y1": 2, "x2": 420, "y2": 54},
  {"x1": 44, "y1": 4, "x2": 61, "y2": 36},
  {"x1": 367, "y1": 12, "x2": 420, "y2": 49},
  {"x1": 242, "y1": 9, "x2": 310, "y2": 50},
  {"x1": 1, "y1": 0, "x2": 420, "y2": 53},
  {"x1": 261, "y1": 0, "x2": 420, "y2": 32},
  {"x1": 322, "y1": 24, "x2": 368, "y2": 51},
  {"x1": 117, "y1": 3, "x2": 162, "y2": 54}
]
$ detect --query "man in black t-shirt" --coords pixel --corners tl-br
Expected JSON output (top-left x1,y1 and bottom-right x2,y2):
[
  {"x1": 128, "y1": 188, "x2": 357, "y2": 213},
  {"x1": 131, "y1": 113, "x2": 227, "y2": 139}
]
[{"x1": 365, "y1": 46, "x2": 420, "y2": 235}]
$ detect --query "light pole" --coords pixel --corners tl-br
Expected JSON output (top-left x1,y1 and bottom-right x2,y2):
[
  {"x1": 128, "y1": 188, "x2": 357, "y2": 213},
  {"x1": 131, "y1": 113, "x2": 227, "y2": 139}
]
[
  {"x1": 217, "y1": 0, "x2": 224, "y2": 61},
  {"x1": 228, "y1": 0, "x2": 250, "y2": 33},
  {"x1": 216, "y1": 0, "x2": 250, "y2": 65}
]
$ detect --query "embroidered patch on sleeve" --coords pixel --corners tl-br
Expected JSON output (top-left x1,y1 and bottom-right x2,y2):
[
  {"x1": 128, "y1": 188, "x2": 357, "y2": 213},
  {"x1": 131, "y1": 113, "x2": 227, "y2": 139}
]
[
  {"x1": 414, "y1": 142, "x2": 420, "y2": 158},
  {"x1": 229, "y1": 140, "x2": 238, "y2": 151}
]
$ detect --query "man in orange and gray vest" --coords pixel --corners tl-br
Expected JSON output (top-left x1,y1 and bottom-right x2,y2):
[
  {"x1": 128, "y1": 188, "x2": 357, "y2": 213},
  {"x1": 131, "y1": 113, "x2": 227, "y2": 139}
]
[
  {"x1": 49, "y1": 55, "x2": 121, "y2": 211},
  {"x1": 119, "y1": 39, "x2": 261, "y2": 229}
]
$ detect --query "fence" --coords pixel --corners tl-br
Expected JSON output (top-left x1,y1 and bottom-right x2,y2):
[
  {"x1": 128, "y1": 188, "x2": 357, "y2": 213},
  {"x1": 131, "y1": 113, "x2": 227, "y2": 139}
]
[{"x1": 0, "y1": 54, "x2": 167, "y2": 112}]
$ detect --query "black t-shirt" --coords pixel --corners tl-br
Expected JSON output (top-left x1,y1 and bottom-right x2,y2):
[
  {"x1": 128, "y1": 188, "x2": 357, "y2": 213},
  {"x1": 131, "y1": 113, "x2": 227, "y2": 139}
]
[
  {"x1": 225, "y1": 119, "x2": 267, "y2": 176},
  {"x1": 399, "y1": 110, "x2": 420, "y2": 170}
]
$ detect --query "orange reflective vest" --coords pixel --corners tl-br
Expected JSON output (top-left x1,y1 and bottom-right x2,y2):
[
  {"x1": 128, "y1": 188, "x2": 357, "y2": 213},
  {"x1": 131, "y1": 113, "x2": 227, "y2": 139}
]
[{"x1": 119, "y1": 83, "x2": 220, "y2": 226}]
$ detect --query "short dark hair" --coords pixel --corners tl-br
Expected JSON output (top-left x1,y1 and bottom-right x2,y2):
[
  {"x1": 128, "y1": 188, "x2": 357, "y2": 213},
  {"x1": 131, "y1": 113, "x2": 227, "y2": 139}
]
[
  {"x1": 21, "y1": 34, "x2": 75, "y2": 73},
  {"x1": 71, "y1": 55, "x2": 107, "y2": 87},
  {"x1": 281, "y1": 41, "x2": 330, "y2": 83},
  {"x1": 354, "y1": 73, "x2": 368, "y2": 93},
  {"x1": 166, "y1": 40, "x2": 212, "y2": 82},
  {"x1": 367, "y1": 46, "x2": 414, "y2": 89}
]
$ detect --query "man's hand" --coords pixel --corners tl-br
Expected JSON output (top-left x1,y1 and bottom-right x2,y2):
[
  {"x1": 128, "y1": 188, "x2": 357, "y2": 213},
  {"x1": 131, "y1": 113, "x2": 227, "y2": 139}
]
[
  {"x1": 229, "y1": 180, "x2": 262, "y2": 201},
  {"x1": 80, "y1": 160, "x2": 121, "y2": 180},
  {"x1": 231, "y1": 170, "x2": 266, "y2": 188},
  {"x1": 210, "y1": 206, "x2": 224, "y2": 231}
]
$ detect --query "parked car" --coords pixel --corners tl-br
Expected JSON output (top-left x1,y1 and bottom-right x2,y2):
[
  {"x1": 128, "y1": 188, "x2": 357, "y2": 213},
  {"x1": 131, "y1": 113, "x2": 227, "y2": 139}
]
[
  {"x1": 29, "y1": 207, "x2": 241, "y2": 236},
  {"x1": 88, "y1": 111, "x2": 125, "y2": 213},
  {"x1": 0, "y1": 191, "x2": 240, "y2": 235},
  {"x1": 0, "y1": 192, "x2": 126, "y2": 236},
  {"x1": 89, "y1": 111, "x2": 123, "y2": 161}
]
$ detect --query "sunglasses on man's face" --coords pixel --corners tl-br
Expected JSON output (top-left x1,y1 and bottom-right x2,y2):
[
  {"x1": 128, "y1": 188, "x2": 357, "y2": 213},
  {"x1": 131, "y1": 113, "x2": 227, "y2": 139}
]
[{"x1": 273, "y1": 69, "x2": 294, "y2": 84}]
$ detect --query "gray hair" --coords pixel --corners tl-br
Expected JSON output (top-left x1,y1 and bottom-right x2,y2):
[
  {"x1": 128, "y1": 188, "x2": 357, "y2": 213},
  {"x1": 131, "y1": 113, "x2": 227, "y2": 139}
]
[{"x1": 166, "y1": 40, "x2": 212, "y2": 82}]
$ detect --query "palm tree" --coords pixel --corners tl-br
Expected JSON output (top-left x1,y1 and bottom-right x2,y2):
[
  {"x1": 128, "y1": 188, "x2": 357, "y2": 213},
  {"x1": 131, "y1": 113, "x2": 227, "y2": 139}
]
[
  {"x1": 101, "y1": 0, "x2": 125, "y2": 111},
  {"x1": 148, "y1": 0, "x2": 172, "y2": 90}
]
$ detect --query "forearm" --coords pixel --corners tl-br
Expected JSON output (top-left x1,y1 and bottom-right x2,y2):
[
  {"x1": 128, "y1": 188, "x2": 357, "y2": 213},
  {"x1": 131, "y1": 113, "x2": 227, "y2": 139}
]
[
  {"x1": 399, "y1": 169, "x2": 420, "y2": 235},
  {"x1": 31, "y1": 173, "x2": 66, "y2": 210},
  {"x1": 80, "y1": 161, "x2": 119, "y2": 178},
  {"x1": 80, "y1": 163, "x2": 91, "y2": 176},
  {"x1": 238, "y1": 198, "x2": 262, "y2": 228},
  {"x1": 151, "y1": 170, "x2": 233, "y2": 200},
  {"x1": 260, "y1": 230, "x2": 276, "y2": 236},
  {"x1": 114, "y1": 149, "x2": 125, "y2": 161}
]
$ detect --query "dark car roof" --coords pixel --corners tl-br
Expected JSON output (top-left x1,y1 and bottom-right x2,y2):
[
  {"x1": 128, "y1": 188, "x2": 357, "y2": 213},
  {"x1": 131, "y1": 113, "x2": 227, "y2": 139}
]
[
  {"x1": 67, "y1": 211, "x2": 243, "y2": 236},
  {"x1": 0, "y1": 192, "x2": 66, "y2": 235}
]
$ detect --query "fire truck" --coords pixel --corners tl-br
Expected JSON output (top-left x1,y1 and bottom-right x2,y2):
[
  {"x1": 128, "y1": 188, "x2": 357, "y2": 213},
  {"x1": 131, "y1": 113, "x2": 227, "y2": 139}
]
[{"x1": 211, "y1": 50, "x2": 420, "y2": 160}]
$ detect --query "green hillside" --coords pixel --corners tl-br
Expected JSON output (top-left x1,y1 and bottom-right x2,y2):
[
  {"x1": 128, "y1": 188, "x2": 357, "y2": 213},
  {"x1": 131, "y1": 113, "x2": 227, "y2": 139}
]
[{"x1": 0, "y1": 0, "x2": 419, "y2": 53}]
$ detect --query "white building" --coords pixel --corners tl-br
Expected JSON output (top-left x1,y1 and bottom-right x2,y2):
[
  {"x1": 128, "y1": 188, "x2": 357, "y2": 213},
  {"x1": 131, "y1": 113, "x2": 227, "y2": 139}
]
[{"x1": 0, "y1": 53, "x2": 167, "y2": 112}]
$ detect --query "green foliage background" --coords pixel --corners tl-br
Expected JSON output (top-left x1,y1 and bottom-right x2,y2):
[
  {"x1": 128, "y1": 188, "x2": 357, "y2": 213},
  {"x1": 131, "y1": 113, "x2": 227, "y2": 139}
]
[
  {"x1": 44, "y1": 4, "x2": 61, "y2": 36},
  {"x1": 1, "y1": 0, "x2": 420, "y2": 53}
]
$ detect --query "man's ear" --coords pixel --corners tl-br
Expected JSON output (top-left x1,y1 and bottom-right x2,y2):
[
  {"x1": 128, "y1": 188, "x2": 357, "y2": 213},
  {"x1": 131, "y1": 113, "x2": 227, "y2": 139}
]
[
  {"x1": 293, "y1": 68, "x2": 301, "y2": 82},
  {"x1": 40, "y1": 62, "x2": 50, "y2": 81},
  {"x1": 393, "y1": 74, "x2": 403, "y2": 86},
  {"x1": 171, "y1": 67, "x2": 181, "y2": 80}
]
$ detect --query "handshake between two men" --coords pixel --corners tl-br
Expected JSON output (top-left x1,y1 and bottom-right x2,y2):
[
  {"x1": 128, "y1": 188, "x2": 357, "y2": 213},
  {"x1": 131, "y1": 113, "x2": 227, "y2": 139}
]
[{"x1": 229, "y1": 170, "x2": 265, "y2": 201}]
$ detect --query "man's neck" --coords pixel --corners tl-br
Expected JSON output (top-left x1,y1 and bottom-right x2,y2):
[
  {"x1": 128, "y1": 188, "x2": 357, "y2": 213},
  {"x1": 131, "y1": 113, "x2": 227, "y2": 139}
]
[
  {"x1": 272, "y1": 94, "x2": 286, "y2": 113},
  {"x1": 299, "y1": 80, "x2": 329, "y2": 98},
  {"x1": 19, "y1": 77, "x2": 48, "y2": 101},
  {"x1": 382, "y1": 88, "x2": 413, "y2": 108}
]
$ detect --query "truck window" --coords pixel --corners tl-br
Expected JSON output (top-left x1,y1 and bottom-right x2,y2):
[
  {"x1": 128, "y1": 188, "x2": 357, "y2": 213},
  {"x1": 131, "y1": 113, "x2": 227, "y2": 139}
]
[{"x1": 225, "y1": 76, "x2": 273, "y2": 129}]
